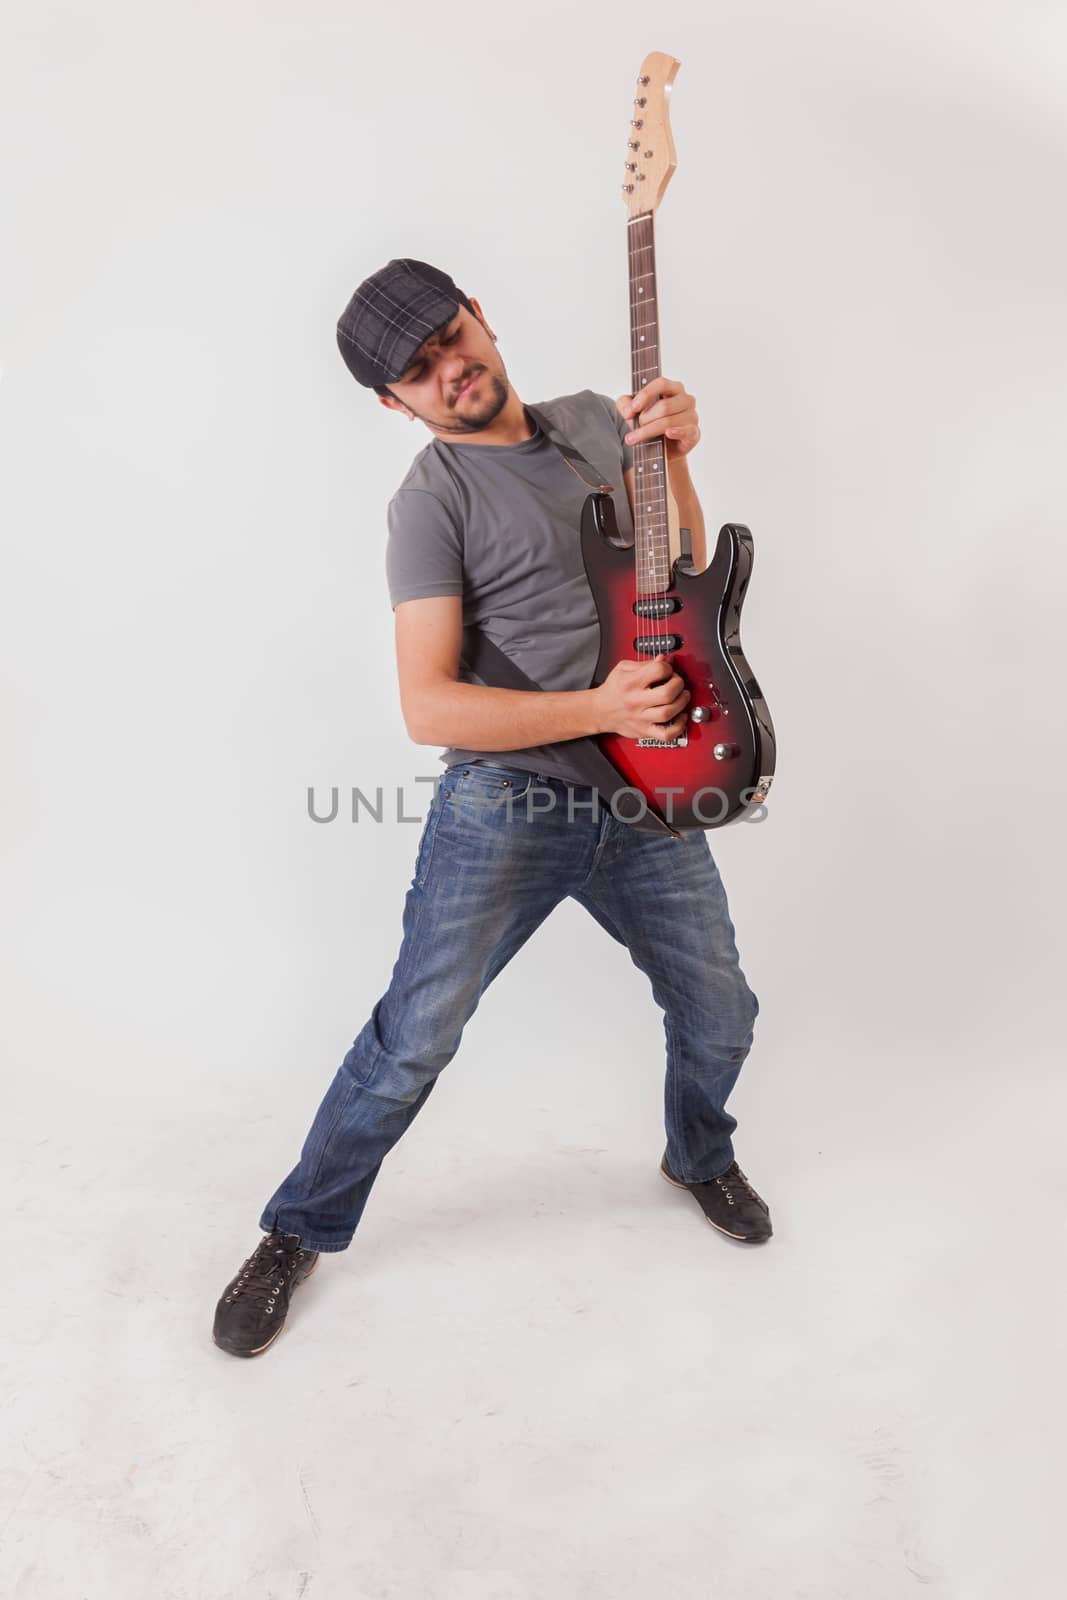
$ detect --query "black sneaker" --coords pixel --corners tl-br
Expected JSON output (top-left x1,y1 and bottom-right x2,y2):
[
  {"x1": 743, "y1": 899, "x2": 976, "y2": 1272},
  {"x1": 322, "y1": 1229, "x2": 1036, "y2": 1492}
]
[
  {"x1": 660, "y1": 1151, "x2": 773, "y2": 1244},
  {"x1": 213, "y1": 1231, "x2": 320, "y2": 1358}
]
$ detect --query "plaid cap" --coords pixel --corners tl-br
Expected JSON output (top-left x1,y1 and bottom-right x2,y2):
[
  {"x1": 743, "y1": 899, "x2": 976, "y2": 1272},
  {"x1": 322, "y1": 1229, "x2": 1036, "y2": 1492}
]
[{"x1": 336, "y1": 258, "x2": 477, "y2": 388}]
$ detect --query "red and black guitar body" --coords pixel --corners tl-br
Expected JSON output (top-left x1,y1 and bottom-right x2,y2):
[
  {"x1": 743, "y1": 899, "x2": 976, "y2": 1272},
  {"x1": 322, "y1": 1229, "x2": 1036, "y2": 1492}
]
[{"x1": 580, "y1": 490, "x2": 776, "y2": 831}]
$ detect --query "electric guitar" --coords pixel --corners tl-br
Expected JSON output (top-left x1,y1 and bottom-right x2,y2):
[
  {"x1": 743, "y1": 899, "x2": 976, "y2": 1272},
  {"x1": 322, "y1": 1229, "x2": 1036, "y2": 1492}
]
[{"x1": 581, "y1": 51, "x2": 777, "y2": 831}]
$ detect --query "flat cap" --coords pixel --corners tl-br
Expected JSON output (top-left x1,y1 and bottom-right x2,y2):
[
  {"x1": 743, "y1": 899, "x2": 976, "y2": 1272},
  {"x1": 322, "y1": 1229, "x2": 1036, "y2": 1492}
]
[{"x1": 336, "y1": 258, "x2": 476, "y2": 388}]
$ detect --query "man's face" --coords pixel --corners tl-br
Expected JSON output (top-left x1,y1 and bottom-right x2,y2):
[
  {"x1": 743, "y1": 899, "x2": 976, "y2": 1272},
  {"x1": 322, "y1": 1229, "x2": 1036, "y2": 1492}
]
[{"x1": 381, "y1": 303, "x2": 509, "y2": 434}]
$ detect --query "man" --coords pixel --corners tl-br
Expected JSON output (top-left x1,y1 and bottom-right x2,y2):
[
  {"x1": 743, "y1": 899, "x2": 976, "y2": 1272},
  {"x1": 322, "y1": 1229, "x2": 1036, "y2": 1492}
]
[{"x1": 212, "y1": 258, "x2": 771, "y2": 1360}]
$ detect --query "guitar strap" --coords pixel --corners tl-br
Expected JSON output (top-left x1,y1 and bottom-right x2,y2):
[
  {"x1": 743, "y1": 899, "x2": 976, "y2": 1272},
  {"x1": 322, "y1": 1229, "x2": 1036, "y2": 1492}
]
[
  {"x1": 458, "y1": 402, "x2": 683, "y2": 840},
  {"x1": 522, "y1": 402, "x2": 616, "y2": 495}
]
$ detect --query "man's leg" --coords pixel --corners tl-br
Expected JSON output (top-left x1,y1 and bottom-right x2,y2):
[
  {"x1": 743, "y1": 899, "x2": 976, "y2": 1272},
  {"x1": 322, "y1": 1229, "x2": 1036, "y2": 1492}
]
[
  {"x1": 258, "y1": 767, "x2": 596, "y2": 1252},
  {"x1": 570, "y1": 822, "x2": 760, "y2": 1184}
]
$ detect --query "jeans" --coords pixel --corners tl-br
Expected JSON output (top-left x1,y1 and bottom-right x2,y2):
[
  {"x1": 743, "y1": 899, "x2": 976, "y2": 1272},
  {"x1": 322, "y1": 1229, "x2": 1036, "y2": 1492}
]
[{"x1": 259, "y1": 763, "x2": 760, "y2": 1252}]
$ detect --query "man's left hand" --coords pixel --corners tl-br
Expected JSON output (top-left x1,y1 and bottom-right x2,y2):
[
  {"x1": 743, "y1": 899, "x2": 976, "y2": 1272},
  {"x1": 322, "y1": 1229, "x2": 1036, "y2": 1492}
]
[{"x1": 617, "y1": 378, "x2": 700, "y2": 461}]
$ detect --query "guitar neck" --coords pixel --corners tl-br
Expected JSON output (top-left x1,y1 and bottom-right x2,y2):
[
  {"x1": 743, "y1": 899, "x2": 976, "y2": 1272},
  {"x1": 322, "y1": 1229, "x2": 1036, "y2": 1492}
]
[{"x1": 627, "y1": 211, "x2": 670, "y2": 595}]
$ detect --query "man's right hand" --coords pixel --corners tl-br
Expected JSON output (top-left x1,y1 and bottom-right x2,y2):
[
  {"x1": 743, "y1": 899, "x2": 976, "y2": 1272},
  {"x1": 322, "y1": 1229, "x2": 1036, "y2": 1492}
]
[{"x1": 592, "y1": 655, "x2": 692, "y2": 741}]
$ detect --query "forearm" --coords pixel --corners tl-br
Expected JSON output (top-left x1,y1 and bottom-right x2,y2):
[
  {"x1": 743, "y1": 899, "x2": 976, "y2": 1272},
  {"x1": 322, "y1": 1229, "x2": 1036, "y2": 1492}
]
[
  {"x1": 406, "y1": 679, "x2": 603, "y2": 749},
  {"x1": 668, "y1": 458, "x2": 707, "y2": 571}
]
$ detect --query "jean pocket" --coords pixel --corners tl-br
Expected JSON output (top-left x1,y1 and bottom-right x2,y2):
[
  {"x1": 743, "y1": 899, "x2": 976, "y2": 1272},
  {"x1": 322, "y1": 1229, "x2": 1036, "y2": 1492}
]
[
  {"x1": 448, "y1": 766, "x2": 536, "y2": 806},
  {"x1": 413, "y1": 799, "x2": 445, "y2": 888}
]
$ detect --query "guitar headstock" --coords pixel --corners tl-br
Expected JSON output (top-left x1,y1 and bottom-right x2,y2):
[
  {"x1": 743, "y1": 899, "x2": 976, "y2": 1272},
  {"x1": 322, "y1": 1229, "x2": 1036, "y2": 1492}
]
[{"x1": 621, "y1": 51, "x2": 681, "y2": 218}]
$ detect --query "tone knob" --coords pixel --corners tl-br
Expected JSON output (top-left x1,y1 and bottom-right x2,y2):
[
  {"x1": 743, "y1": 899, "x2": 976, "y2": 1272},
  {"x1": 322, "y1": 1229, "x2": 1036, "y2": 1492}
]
[
  {"x1": 690, "y1": 706, "x2": 711, "y2": 723},
  {"x1": 712, "y1": 743, "x2": 739, "y2": 761}
]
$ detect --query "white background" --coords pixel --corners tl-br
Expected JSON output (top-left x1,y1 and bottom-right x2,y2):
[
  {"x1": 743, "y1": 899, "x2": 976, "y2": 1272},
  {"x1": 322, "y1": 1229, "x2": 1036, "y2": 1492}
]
[{"x1": 2, "y1": 2, "x2": 1064, "y2": 1596}]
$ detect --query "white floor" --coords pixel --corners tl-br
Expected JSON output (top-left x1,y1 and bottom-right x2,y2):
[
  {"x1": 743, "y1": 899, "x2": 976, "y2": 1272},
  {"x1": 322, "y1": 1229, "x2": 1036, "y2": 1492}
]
[{"x1": 3, "y1": 982, "x2": 1060, "y2": 1600}]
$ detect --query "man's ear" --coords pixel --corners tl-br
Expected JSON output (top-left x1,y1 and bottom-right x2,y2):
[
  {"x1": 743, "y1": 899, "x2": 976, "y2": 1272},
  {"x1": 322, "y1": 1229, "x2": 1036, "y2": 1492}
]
[
  {"x1": 378, "y1": 393, "x2": 414, "y2": 421},
  {"x1": 467, "y1": 297, "x2": 496, "y2": 342}
]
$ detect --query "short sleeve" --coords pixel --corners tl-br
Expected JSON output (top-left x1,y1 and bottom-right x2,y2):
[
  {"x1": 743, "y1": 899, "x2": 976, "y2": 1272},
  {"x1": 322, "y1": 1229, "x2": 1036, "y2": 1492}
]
[
  {"x1": 595, "y1": 392, "x2": 635, "y2": 473},
  {"x1": 385, "y1": 488, "x2": 465, "y2": 609}
]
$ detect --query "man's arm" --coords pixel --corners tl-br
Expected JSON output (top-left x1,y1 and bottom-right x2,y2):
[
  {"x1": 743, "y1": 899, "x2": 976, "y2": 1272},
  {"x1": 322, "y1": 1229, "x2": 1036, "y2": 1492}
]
[
  {"x1": 394, "y1": 595, "x2": 690, "y2": 748},
  {"x1": 395, "y1": 596, "x2": 601, "y2": 747},
  {"x1": 666, "y1": 458, "x2": 708, "y2": 573}
]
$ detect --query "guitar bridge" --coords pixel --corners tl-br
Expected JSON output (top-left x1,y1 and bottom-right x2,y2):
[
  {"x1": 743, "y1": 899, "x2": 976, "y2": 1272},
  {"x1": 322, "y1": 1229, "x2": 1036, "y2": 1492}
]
[{"x1": 637, "y1": 734, "x2": 688, "y2": 748}]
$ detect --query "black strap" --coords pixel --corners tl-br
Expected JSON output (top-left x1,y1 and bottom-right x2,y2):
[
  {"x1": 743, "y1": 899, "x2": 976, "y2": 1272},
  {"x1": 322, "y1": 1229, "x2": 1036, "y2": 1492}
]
[
  {"x1": 522, "y1": 403, "x2": 617, "y2": 493},
  {"x1": 459, "y1": 630, "x2": 679, "y2": 837}
]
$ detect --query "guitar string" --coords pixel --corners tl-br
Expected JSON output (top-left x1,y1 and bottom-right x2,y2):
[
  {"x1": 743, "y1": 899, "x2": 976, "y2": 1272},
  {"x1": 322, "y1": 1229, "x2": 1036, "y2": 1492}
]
[
  {"x1": 628, "y1": 214, "x2": 670, "y2": 681},
  {"x1": 630, "y1": 217, "x2": 667, "y2": 646},
  {"x1": 629, "y1": 213, "x2": 662, "y2": 713}
]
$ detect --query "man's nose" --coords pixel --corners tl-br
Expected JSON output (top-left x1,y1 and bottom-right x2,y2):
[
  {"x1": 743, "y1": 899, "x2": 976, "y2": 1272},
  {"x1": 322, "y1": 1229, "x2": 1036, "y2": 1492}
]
[{"x1": 441, "y1": 350, "x2": 468, "y2": 385}]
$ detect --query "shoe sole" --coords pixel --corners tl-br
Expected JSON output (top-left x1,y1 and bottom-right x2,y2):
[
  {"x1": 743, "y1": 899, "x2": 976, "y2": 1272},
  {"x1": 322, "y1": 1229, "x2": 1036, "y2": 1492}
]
[
  {"x1": 213, "y1": 1252, "x2": 321, "y2": 1359},
  {"x1": 659, "y1": 1162, "x2": 772, "y2": 1245}
]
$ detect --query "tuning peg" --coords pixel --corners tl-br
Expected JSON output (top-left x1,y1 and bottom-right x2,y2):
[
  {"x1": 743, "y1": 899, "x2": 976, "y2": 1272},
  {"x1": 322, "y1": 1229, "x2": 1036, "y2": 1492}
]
[
  {"x1": 635, "y1": 97, "x2": 647, "y2": 108},
  {"x1": 638, "y1": 75, "x2": 650, "y2": 85},
  {"x1": 631, "y1": 118, "x2": 643, "y2": 129}
]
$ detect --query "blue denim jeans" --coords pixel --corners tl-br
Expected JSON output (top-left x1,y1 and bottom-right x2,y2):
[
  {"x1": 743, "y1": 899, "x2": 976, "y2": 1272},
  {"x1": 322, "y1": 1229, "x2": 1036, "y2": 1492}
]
[{"x1": 260, "y1": 763, "x2": 760, "y2": 1252}]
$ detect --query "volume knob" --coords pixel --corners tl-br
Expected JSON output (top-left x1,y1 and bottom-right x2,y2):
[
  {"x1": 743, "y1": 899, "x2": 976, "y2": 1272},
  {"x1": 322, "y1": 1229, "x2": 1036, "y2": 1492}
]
[
  {"x1": 712, "y1": 742, "x2": 739, "y2": 761},
  {"x1": 690, "y1": 706, "x2": 711, "y2": 723}
]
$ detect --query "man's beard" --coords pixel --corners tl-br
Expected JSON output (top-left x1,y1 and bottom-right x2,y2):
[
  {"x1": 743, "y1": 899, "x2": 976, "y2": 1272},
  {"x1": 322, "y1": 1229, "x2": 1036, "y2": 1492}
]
[{"x1": 425, "y1": 371, "x2": 510, "y2": 435}]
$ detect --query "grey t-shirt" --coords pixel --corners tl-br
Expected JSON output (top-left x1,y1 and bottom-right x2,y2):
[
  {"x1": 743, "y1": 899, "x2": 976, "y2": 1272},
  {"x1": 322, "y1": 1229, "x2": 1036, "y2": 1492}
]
[{"x1": 385, "y1": 389, "x2": 636, "y2": 785}]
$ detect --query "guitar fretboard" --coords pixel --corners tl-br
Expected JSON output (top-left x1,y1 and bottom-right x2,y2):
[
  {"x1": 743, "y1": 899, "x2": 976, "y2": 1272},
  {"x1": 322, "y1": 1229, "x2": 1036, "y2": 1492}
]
[{"x1": 628, "y1": 211, "x2": 670, "y2": 596}]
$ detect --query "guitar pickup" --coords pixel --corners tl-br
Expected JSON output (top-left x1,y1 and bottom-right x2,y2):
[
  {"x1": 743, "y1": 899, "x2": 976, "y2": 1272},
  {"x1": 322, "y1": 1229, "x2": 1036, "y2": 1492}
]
[
  {"x1": 632, "y1": 596, "x2": 681, "y2": 618},
  {"x1": 634, "y1": 634, "x2": 682, "y2": 654}
]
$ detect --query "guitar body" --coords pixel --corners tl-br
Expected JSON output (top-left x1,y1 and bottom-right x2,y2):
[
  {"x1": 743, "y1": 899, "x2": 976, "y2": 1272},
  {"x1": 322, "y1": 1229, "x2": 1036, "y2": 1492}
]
[{"x1": 581, "y1": 491, "x2": 776, "y2": 830}]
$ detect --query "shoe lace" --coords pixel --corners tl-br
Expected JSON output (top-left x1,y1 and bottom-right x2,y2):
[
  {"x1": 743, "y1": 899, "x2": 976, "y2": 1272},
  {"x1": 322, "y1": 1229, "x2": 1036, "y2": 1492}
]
[
  {"x1": 719, "y1": 1162, "x2": 766, "y2": 1209},
  {"x1": 229, "y1": 1234, "x2": 297, "y2": 1307}
]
